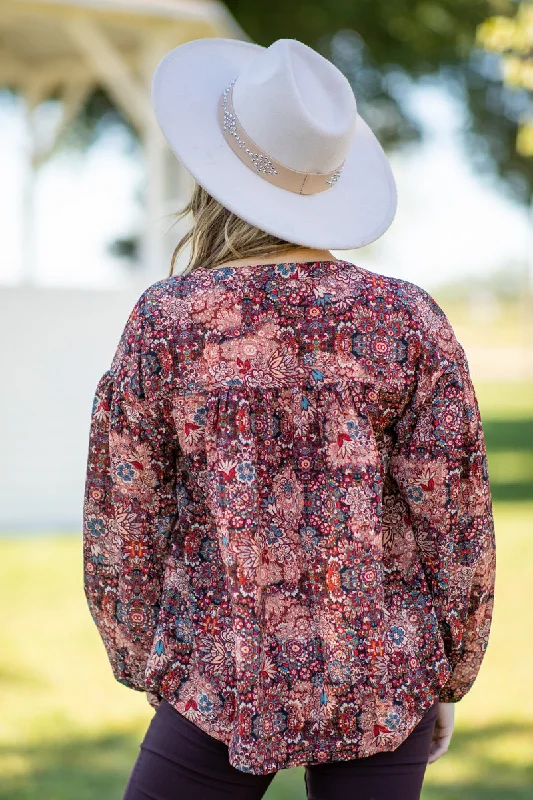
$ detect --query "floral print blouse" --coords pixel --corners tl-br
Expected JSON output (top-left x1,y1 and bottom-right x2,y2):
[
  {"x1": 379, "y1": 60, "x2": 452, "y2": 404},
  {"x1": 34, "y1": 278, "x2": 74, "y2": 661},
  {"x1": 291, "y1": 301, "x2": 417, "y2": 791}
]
[{"x1": 83, "y1": 258, "x2": 496, "y2": 775}]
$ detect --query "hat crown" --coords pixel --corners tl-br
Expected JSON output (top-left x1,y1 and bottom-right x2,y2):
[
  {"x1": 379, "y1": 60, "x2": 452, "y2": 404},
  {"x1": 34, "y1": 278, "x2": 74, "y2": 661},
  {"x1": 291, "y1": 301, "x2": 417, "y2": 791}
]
[{"x1": 232, "y1": 39, "x2": 357, "y2": 175}]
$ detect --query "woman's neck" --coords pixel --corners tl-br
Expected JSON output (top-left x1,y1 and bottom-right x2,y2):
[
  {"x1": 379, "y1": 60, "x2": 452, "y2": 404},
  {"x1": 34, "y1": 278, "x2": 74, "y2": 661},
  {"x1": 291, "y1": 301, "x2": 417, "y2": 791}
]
[{"x1": 214, "y1": 247, "x2": 339, "y2": 270}]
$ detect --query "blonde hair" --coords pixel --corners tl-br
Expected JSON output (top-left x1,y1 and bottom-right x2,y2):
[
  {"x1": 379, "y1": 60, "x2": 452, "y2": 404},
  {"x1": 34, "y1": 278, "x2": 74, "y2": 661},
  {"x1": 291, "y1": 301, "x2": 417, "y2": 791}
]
[{"x1": 169, "y1": 181, "x2": 297, "y2": 276}]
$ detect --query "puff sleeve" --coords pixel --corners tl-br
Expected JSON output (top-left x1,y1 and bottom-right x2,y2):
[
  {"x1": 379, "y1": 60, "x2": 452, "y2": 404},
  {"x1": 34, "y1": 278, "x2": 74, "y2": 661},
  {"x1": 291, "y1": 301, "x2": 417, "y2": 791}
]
[
  {"x1": 389, "y1": 323, "x2": 496, "y2": 703},
  {"x1": 82, "y1": 289, "x2": 179, "y2": 693}
]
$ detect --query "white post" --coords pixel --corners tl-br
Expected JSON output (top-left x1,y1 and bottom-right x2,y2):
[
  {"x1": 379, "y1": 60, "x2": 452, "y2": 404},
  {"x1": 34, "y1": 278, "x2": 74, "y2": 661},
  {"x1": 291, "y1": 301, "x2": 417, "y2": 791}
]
[
  {"x1": 141, "y1": 38, "x2": 185, "y2": 282},
  {"x1": 142, "y1": 104, "x2": 168, "y2": 281},
  {"x1": 21, "y1": 122, "x2": 37, "y2": 286},
  {"x1": 20, "y1": 87, "x2": 43, "y2": 287}
]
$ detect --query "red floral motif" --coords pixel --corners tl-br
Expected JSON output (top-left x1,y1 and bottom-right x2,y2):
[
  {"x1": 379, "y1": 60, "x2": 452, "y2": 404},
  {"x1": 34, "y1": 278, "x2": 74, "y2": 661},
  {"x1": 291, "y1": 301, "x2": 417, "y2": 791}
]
[{"x1": 83, "y1": 259, "x2": 495, "y2": 775}]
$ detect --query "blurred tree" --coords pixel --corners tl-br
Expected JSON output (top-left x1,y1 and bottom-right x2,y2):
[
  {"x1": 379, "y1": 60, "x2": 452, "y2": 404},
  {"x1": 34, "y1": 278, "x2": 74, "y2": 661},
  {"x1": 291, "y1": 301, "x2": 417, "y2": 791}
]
[
  {"x1": 43, "y1": 1, "x2": 533, "y2": 205},
  {"x1": 476, "y1": 2, "x2": 533, "y2": 304},
  {"x1": 477, "y1": 1, "x2": 533, "y2": 156}
]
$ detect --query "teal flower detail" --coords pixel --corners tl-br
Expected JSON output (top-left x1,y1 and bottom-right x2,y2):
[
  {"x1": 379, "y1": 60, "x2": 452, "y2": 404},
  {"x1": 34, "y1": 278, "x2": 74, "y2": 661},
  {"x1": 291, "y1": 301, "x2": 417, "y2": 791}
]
[
  {"x1": 236, "y1": 461, "x2": 256, "y2": 483},
  {"x1": 385, "y1": 711, "x2": 400, "y2": 730},
  {"x1": 198, "y1": 693, "x2": 213, "y2": 713},
  {"x1": 116, "y1": 462, "x2": 135, "y2": 482},
  {"x1": 87, "y1": 518, "x2": 105, "y2": 537},
  {"x1": 407, "y1": 485, "x2": 423, "y2": 503},
  {"x1": 388, "y1": 625, "x2": 405, "y2": 645}
]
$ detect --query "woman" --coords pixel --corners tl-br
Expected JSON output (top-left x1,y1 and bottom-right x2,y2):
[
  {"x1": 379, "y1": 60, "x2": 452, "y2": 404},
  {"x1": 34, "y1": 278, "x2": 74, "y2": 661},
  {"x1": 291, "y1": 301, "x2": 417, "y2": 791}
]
[{"x1": 82, "y1": 37, "x2": 496, "y2": 800}]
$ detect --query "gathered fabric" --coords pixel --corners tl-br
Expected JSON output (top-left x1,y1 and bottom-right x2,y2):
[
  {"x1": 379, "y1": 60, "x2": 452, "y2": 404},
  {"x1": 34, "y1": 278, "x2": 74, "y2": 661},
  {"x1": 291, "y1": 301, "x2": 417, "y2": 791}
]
[{"x1": 83, "y1": 259, "x2": 495, "y2": 775}]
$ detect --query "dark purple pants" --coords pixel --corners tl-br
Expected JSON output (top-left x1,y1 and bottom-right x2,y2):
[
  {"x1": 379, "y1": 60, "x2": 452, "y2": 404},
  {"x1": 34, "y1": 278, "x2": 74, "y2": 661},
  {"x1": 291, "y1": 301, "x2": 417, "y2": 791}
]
[{"x1": 123, "y1": 697, "x2": 438, "y2": 800}]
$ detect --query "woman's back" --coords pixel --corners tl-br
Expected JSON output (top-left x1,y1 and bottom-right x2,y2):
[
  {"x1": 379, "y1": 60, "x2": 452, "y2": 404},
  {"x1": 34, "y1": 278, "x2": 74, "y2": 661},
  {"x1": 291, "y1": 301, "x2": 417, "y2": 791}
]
[{"x1": 83, "y1": 257, "x2": 495, "y2": 775}]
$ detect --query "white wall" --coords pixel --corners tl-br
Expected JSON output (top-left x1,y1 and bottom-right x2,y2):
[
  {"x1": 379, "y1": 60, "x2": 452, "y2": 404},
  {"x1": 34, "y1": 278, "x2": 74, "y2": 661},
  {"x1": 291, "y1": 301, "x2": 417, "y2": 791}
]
[{"x1": 0, "y1": 283, "x2": 150, "y2": 532}]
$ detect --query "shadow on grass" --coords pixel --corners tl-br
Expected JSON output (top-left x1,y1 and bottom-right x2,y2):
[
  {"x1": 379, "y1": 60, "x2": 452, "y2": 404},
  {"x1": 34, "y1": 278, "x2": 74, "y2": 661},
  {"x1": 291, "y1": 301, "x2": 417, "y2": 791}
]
[
  {"x1": 483, "y1": 418, "x2": 533, "y2": 502},
  {"x1": 422, "y1": 720, "x2": 533, "y2": 800},
  {"x1": 482, "y1": 419, "x2": 533, "y2": 453},
  {"x1": 0, "y1": 728, "x2": 141, "y2": 800},
  {"x1": 2, "y1": 721, "x2": 531, "y2": 800},
  {"x1": 489, "y1": 482, "x2": 533, "y2": 502}
]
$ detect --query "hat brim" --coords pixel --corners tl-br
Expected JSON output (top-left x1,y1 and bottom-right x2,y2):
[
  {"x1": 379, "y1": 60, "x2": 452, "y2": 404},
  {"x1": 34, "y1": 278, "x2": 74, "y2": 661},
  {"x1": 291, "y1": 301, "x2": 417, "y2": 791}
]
[{"x1": 151, "y1": 38, "x2": 397, "y2": 250}]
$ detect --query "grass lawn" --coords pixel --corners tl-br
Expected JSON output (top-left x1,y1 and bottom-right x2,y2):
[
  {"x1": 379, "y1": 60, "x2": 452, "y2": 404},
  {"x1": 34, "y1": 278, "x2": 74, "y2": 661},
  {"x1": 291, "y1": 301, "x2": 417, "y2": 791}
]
[{"x1": 0, "y1": 381, "x2": 531, "y2": 799}]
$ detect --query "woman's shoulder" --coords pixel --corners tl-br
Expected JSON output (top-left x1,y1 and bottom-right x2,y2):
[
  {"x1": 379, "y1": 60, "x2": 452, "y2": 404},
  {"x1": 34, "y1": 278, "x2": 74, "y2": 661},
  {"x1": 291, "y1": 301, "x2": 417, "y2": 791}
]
[
  {"x1": 360, "y1": 266, "x2": 447, "y2": 325},
  {"x1": 354, "y1": 265, "x2": 466, "y2": 368},
  {"x1": 131, "y1": 265, "x2": 465, "y2": 368},
  {"x1": 127, "y1": 274, "x2": 195, "y2": 331}
]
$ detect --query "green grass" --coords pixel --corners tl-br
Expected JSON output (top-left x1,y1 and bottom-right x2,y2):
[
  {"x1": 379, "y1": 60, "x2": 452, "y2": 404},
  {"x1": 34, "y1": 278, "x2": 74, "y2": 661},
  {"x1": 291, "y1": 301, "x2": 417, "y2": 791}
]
[
  {"x1": 0, "y1": 381, "x2": 531, "y2": 799},
  {"x1": 475, "y1": 382, "x2": 533, "y2": 504}
]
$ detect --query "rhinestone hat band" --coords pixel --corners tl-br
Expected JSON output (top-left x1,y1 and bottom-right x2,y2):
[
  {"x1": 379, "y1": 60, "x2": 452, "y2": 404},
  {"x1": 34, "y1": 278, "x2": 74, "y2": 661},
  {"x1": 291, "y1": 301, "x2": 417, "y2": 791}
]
[{"x1": 217, "y1": 81, "x2": 345, "y2": 195}]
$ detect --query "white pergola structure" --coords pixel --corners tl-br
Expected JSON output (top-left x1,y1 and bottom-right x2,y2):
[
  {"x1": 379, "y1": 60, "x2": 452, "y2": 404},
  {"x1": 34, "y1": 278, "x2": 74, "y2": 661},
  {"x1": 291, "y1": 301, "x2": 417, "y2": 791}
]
[{"x1": 0, "y1": 0, "x2": 245, "y2": 281}]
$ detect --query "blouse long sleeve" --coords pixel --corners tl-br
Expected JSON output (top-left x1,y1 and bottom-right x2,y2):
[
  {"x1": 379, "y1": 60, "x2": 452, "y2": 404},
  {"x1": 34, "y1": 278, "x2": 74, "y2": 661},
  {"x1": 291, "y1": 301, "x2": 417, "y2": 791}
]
[
  {"x1": 82, "y1": 290, "x2": 179, "y2": 693},
  {"x1": 389, "y1": 330, "x2": 496, "y2": 703}
]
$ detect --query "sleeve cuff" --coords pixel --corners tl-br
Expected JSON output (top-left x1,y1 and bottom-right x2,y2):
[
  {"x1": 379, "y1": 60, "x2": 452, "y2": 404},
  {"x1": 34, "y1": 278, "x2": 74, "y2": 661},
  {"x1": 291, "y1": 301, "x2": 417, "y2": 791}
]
[{"x1": 438, "y1": 683, "x2": 469, "y2": 703}]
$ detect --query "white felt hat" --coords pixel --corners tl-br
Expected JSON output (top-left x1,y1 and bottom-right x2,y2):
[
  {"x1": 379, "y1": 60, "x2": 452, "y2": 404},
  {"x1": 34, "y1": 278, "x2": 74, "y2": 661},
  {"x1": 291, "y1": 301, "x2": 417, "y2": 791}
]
[{"x1": 151, "y1": 37, "x2": 397, "y2": 250}]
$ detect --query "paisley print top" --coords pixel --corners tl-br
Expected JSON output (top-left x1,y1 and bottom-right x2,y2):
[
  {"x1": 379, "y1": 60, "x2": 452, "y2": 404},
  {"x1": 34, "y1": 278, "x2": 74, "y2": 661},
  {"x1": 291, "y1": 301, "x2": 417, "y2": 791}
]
[{"x1": 83, "y1": 258, "x2": 496, "y2": 775}]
